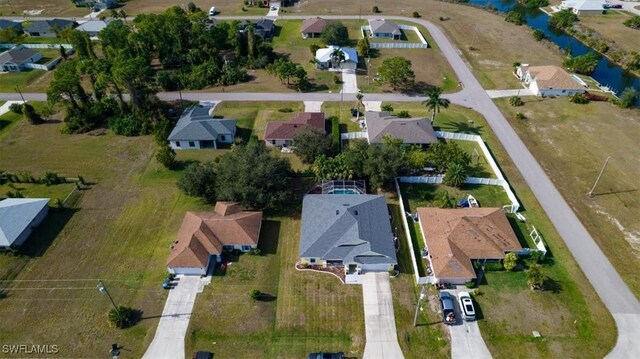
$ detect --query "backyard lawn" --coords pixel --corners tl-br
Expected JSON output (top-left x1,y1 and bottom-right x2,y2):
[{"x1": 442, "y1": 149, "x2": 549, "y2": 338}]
[{"x1": 0, "y1": 69, "x2": 54, "y2": 92}]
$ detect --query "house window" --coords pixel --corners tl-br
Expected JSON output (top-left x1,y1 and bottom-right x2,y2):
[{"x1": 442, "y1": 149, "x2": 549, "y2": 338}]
[
  {"x1": 223, "y1": 245, "x2": 234, "y2": 251},
  {"x1": 271, "y1": 140, "x2": 276, "y2": 145},
  {"x1": 175, "y1": 142, "x2": 181, "y2": 147},
  {"x1": 309, "y1": 258, "x2": 316, "y2": 264},
  {"x1": 242, "y1": 245, "x2": 251, "y2": 251},
  {"x1": 220, "y1": 135, "x2": 226, "y2": 141},
  {"x1": 188, "y1": 141, "x2": 195, "y2": 147}
]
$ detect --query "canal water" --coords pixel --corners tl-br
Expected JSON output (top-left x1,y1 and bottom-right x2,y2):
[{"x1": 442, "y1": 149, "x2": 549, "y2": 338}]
[{"x1": 466, "y1": 0, "x2": 640, "y2": 97}]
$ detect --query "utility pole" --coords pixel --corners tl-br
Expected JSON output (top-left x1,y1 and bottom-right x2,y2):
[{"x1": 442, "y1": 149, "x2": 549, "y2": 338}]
[
  {"x1": 14, "y1": 86, "x2": 25, "y2": 103},
  {"x1": 588, "y1": 156, "x2": 611, "y2": 197},
  {"x1": 97, "y1": 280, "x2": 120, "y2": 317},
  {"x1": 413, "y1": 286, "x2": 427, "y2": 327}
]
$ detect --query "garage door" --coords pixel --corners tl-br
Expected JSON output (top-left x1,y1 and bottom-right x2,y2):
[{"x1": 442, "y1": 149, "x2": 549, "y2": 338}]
[{"x1": 361, "y1": 263, "x2": 391, "y2": 272}]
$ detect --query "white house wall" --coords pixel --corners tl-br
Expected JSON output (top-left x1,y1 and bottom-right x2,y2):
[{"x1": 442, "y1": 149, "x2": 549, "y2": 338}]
[{"x1": 170, "y1": 140, "x2": 202, "y2": 150}]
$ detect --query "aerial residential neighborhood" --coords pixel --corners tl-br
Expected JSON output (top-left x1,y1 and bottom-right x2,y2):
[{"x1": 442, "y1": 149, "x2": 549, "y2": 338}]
[{"x1": 0, "y1": 0, "x2": 639, "y2": 358}]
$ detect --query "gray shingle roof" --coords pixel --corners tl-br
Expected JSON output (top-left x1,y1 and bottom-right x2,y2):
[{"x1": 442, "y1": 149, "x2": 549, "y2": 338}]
[
  {"x1": 300, "y1": 194, "x2": 397, "y2": 266},
  {"x1": 76, "y1": 20, "x2": 109, "y2": 33},
  {"x1": 365, "y1": 111, "x2": 437, "y2": 144},
  {"x1": 0, "y1": 198, "x2": 49, "y2": 247},
  {"x1": 27, "y1": 19, "x2": 75, "y2": 33},
  {"x1": 168, "y1": 105, "x2": 236, "y2": 141},
  {"x1": 0, "y1": 46, "x2": 40, "y2": 65},
  {"x1": 369, "y1": 19, "x2": 401, "y2": 35},
  {"x1": 0, "y1": 19, "x2": 22, "y2": 31}
]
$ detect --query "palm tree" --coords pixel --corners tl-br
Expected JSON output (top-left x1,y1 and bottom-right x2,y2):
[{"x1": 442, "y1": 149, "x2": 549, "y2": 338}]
[
  {"x1": 330, "y1": 48, "x2": 346, "y2": 69},
  {"x1": 443, "y1": 162, "x2": 467, "y2": 188},
  {"x1": 422, "y1": 86, "x2": 450, "y2": 124}
]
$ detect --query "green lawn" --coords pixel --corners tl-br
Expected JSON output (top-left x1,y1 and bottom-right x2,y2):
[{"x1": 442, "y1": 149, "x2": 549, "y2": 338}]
[
  {"x1": 0, "y1": 101, "x2": 49, "y2": 136},
  {"x1": 0, "y1": 69, "x2": 53, "y2": 92},
  {"x1": 321, "y1": 102, "x2": 362, "y2": 133}
]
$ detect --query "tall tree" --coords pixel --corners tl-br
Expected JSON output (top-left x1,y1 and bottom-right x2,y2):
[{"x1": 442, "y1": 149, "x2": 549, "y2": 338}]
[
  {"x1": 292, "y1": 127, "x2": 335, "y2": 164},
  {"x1": 378, "y1": 57, "x2": 415, "y2": 91},
  {"x1": 330, "y1": 48, "x2": 346, "y2": 69},
  {"x1": 112, "y1": 56, "x2": 153, "y2": 110},
  {"x1": 47, "y1": 59, "x2": 89, "y2": 111},
  {"x1": 321, "y1": 21, "x2": 348, "y2": 46},
  {"x1": 422, "y1": 86, "x2": 450, "y2": 124}
]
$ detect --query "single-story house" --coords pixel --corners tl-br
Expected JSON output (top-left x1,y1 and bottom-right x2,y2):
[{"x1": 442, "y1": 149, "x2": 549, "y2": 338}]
[
  {"x1": 0, "y1": 46, "x2": 42, "y2": 72},
  {"x1": 264, "y1": 112, "x2": 325, "y2": 148},
  {"x1": 93, "y1": 0, "x2": 118, "y2": 9},
  {"x1": 168, "y1": 104, "x2": 236, "y2": 150},
  {"x1": 364, "y1": 111, "x2": 437, "y2": 145},
  {"x1": 516, "y1": 64, "x2": 586, "y2": 97},
  {"x1": 167, "y1": 202, "x2": 263, "y2": 275},
  {"x1": 368, "y1": 19, "x2": 401, "y2": 40},
  {"x1": 76, "y1": 19, "x2": 110, "y2": 37},
  {"x1": 0, "y1": 198, "x2": 50, "y2": 249},
  {"x1": 417, "y1": 207, "x2": 522, "y2": 285},
  {"x1": 299, "y1": 194, "x2": 397, "y2": 274},
  {"x1": 0, "y1": 19, "x2": 22, "y2": 32},
  {"x1": 301, "y1": 17, "x2": 327, "y2": 38},
  {"x1": 315, "y1": 46, "x2": 358, "y2": 70},
  {"x1": 26, "y1": 19, "x2": 76, "y2": 37},
  {"x1": 560, "y1": 0, "x2": 605, "y2": 15},
  {"x1": 239, "y1": 18, "x2": 275, "y2": 40}
]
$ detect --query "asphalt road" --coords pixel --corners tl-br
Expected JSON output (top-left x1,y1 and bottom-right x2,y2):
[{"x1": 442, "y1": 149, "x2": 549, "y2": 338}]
[{"x1": 1, "y1": 13, "x2": 639, "y2": 357}]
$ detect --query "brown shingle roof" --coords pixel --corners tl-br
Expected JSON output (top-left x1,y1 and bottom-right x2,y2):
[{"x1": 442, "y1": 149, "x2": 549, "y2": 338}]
[
  {"x1": 301, "y1": 17, "x2": 327, "y2": 34},
  {"x1": 417, "y1": 207, "x2": 521, "y2": 280},
  {"x1": 522, "y1": 65, "x2": 584, "y2": 90},
  {"x1": 264, "y1": 112, "x2": 325, "y2": 141},
  {"x1": 167, "y1": 203, "x2": 262, "y2": 268}
]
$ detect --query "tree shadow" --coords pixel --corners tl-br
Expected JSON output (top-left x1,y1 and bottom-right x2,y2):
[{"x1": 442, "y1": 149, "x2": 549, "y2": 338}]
[
  {"x1": 256, "y1": 293, "x2": 277, "y2": 302},
  {"x1": 442, "y1": 120, "x2": 483, "y2": 135},
  {"x1": 17, "y1": 208, "x2": 78, "y2": 258},
  {"x1": 543, "y1": 277, "x2": 563, "y2": 294},
  {"x1": 507, "y1": 216, "x2": 530, "y2": 250},
  {"x1": 257, "y1": 220, "x2": 280, "y2": 255}
]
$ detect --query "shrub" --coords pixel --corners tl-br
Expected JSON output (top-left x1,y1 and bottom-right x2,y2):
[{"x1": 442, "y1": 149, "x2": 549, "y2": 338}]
[
  {"x1": 372, "y1": 6, "x2": 379, "y2": 13},
  {"x1": 549, "y1": 9, "x2": 578, "y2": 29},
  {"x1": 503, "y1": 252, "x2": 518, "y2": 271},
  {"x1": 532, "y1": 29, "x2": 546, "y2": 41},
  {"x1": 464, "y1": 280, "x2": 475, "y2": 289},
  {"x1": 22, "y1": 103, "x2": 43, "y2": 124},
  {"x1": 527, "y1": 265, "x2": 545, "y2": 290},
  {"x1": 443, "y1": 162, "x2": 468, "y2": 188},
  {"x1": 109, "y1": 113, "x2": 142, "y2": 136},
  {"x1": 249, "y1": 248, "x2": 262, "y2": 255},
  {"x1": 617, "y1": 87, "x2": 638, "y2": 108},
  {"x1": 278, "y1": 107, "x2": 293, "y2": 113},
  {"x1": 9, "y1": 103, "x2": 22, "y2": 114},
  {"x1": 107, "y1": 306, "x2": 139, "y2": 328},
  {"x1": 509, "y1": 96, "x2": 524, "y2": 106},
  {"x1": 484, "y1": 262, "x2": 504, "y2": 271},
  {"x1": 473, "y1": 288, "x2": 484, "y2": 296},
  {"x1": 505, "y1": 10, "x2": 526, "y2": 25},
  {"x1": 249, "y1": 289, "x2": 262, "y2": 301},
  {"x1": 412, "y1": 11, "x2": 421, "y2": 18},
  {"x1": 528, "y1": 250, "x2": 545, "y2": 264},
  {"x1": 570, "y1": 93, "x2": 589, "y2": 104},
  {"x1": 43, "y1": 171, "x2": 64, "y2": 186},
  {"x1": 156, "y1": 145, "x2": 177, "y2": 169},
  {"x1": 516, "y1": 112, "x2": 526, "y2": 120},
  {"x1": 623, "y1": 16, "x2": 640, "y2": 30},
  {"x1": 395, "y1": 110, "x2": 410, "y2": 118},
  {"x1": 309, "y1": 43, "x2": 321, "y2": 55},
  {"x1": 381, "y1": 104, "x2": 394, "y2": 112},
  {"x1": 333, "y1": 75, "x2": 342, "y2": 84},
  {"x1": 563, "y1": 52, "x2": 600, "y2": 74}
]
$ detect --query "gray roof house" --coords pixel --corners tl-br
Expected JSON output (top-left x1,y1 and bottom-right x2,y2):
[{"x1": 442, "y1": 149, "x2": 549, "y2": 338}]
[
  {"x1": 364, "y1": 111, "x2": 437, "y2": 145},
  {"x1": 299, "y1": 194, "x2": 397, "y2": 274},
  {"x1": 76, "y1": 20, "x2": 110, "y2": 37},
  {"x1": 369, "y1": 19, "x2": 401, "y2": 40},
  {"x1": 0, "y1": 46, "x2": 43, "y2": 72},
  {"x1": 26, "y1": 19, "x2": 76, "y2": 37},
  {"x1": 0, "y1": 198, "x2": 50, "y2": 249},
  {"x1": 168, "y1": 104, "x2": 236, "y2": 150},
  {"x1": 0, "y1": 19, "x2": 22, "y2": 32}
]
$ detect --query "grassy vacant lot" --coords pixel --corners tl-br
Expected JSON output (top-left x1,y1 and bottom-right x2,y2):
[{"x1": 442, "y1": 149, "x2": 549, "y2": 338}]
[
  {"x1": 0, "y1": 102, "x2": 47, "y2": 136},
  {"x1": 496, "y1": 97, "x2": 640, "y2": 298},
  {"x1": 0, "y1": 69, "x2": 54, "y2": 92},
  {"x1": 400, "y1": 103, "x2": 616, "y2": 357},
  {"x1": 122, "y1": 0, "x2": 267, "y2": 16},
  {"x1": 0, "y1": 0, "x2": 87, "y2": 17},
  {"x1": 579, "y1": 11, "x2": 640, "y2": 54}
]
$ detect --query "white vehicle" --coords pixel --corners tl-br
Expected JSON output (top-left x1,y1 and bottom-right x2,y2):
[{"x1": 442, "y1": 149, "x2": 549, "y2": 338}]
[
  {"x1": 458, "y1": 291, "x2": 476, "y2": 321},
  {"x1": 209, "y1": 6, "x2": 216, "y2": 16}
]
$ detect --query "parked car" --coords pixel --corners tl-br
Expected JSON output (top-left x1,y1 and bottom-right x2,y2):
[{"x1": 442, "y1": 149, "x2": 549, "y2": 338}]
[
  {"x1": 602, "y1": 3, "x2": 611, "y2": 8},
  {"x1": 270, "y1": 5, "x2": 277, "y2": 10},
  {"x1": 457, "y1": 291, "x2": 476, "y2": 321},
  {"x1": 439, "y1": 291, "x2": 456, "y2": 325},
  {"x1": 162, "y1": 277, "x2": 172, "y2": 289},
  {"x1": 611, "y1": 4, "x2": 622, "y2": 8},
  {"x1": 308, "y1": 352, "x2": 344, "y2": 359},
  {"x1": 193, "y1": 351, "x2": 213, "y2": 359},
  {"x1": 209, "y1": 6, "x2": 216, "y2": 16}
]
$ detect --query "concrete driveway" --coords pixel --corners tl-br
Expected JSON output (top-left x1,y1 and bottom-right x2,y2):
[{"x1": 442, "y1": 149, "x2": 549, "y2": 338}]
[
  {"x1": 362, "y1": 272, "x2": 404, "y2": 359},
  {"x1": 142, "y1": 276, "x2": 206, "y2": 359},
  {"x1": 342, "y1": 69, "x2": 359, "y2": 94},
  {"x1": 440, "y1": 289, "x2": 492, "y2": 359}
]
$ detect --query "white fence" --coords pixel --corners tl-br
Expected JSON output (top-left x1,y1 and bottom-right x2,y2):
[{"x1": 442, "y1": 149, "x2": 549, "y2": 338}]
[
  {"x1": 530, "y1": 226, "x2": 548, "y2": 256},
  {"x1": 395, "y1": 178, "x2": 430, "y2": 285},
  {"x1": 360, "y1": 24, "x2": 429, "y2": 49},
  {"x1": 340, "y1": 131, "x2": 367, "y2": 140},
  {"x1": 398, "y1": 175, "x2": 444, "y2": 184},
  {"x1": 25, "y1": 57, "x2": 63, "y2": 70}
]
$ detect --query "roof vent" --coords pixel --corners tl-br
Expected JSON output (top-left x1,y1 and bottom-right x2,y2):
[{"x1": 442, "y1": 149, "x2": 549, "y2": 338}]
[
  {"x1": 354, "y1": 210, "x2": 358, "y2": 215},
  {"x1": 336, "y1": 210, "x2": 339, "y2": 215}
]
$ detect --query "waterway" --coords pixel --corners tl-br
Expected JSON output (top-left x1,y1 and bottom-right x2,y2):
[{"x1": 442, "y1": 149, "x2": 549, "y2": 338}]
[{"x1": 467, "y1": 0, "x2": 640, "y2": 97}]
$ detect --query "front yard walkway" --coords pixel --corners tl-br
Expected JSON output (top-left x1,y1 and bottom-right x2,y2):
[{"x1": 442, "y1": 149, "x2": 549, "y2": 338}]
[
  {"x1": 142, "y1": 275, "x2": 210, "y2": 359},
  {"x1": 362, "y1": 272, "x2": 405, "y2": 359}
]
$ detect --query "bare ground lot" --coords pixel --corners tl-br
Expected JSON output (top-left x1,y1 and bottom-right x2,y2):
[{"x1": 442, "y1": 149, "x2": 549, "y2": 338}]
[
  {"x1": 578, "y1": 11, "x2": 640, "y2": 54},
  {"x1": 496, "y1": 97, "x2": 640, "y2": 298},
  {"x1": 0, "y1": 0, "x2": 88, "y2": 17}
]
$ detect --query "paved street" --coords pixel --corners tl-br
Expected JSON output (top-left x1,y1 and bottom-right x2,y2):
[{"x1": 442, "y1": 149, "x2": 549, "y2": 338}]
[
  {"x1": 1, "y1": 13, "x2": 639, "y2": 358},
  {"x1": 142, "y1": 276, "x2": 205, "y2": 359},
  {"x1": 361, "y1": 272, "x2": 404, "y2": 359}
]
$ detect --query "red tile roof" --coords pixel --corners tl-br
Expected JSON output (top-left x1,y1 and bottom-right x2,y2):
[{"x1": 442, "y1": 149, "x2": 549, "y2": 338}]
[
  {"x1": 166, "y1": 202, "x2": 262, "y2": 268},
  {"x1": 264, "y1": 112, "x2": 325, "y2": 141}
]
